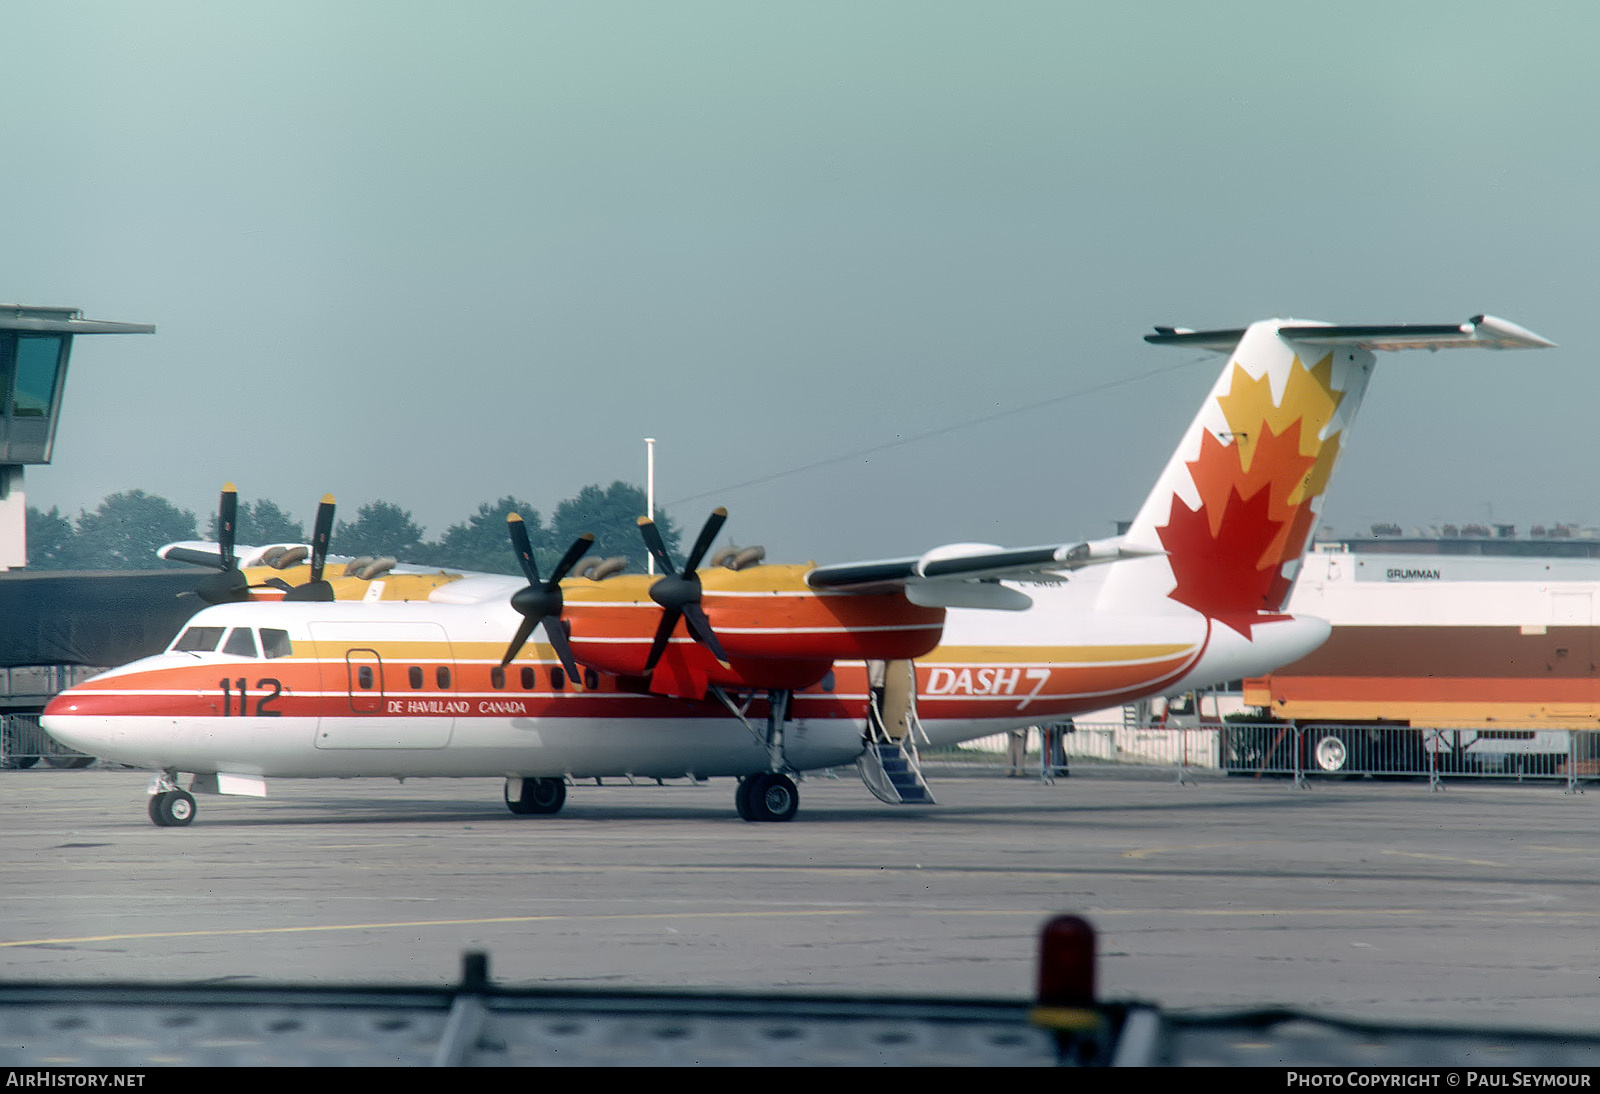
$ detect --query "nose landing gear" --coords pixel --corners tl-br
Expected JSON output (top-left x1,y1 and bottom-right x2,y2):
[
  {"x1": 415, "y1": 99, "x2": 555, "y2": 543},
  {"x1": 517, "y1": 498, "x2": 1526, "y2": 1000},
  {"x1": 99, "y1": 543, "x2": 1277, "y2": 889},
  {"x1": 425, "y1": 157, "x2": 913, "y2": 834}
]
[{"x1": 149, "y1": 788, "x2": 196, "y2": 827}]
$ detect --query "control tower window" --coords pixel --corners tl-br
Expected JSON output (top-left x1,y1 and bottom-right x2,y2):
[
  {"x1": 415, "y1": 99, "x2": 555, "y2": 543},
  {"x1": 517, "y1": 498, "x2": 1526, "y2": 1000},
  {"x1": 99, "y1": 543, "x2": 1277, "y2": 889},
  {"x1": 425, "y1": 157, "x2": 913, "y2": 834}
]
[{"x1": 9, "y1": 335, "x2": 63, "y2": 418}]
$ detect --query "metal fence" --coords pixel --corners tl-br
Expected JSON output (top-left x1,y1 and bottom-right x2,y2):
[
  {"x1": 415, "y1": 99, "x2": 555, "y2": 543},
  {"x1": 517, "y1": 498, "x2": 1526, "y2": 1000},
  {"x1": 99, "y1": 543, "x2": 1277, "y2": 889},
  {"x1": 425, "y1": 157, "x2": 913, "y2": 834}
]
[
  {"x1": 0, "y1": 712, "x2": 95, "y2": 769},
  {"x1": 9, "y1": 713, "x2": 1599, "y2": 791},
  {"x1": 1221, "y1": 723, "x2": 1598, "y2": 792},
  {"x1": 936, "y1": 722, "x2": 1600, "y2": 792},
  {"x1": 1007, "y1": 721, "x2": 1594, "y2": 792}
]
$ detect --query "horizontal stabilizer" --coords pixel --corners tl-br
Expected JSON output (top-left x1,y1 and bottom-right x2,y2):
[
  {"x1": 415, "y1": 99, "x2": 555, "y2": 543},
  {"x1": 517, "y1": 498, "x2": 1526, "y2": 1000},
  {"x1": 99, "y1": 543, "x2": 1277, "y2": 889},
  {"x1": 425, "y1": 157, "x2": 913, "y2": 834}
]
[{"x1": 1146, "y1": 314, "x2": 1554, "y2": 353}]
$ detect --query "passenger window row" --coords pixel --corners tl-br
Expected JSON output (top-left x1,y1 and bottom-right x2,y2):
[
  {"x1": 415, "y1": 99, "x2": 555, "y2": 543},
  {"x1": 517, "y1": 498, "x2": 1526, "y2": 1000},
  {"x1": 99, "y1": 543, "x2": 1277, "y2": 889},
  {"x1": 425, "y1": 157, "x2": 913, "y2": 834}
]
[{"x1": 406, "y1": 665, "x2": 603, "y2": 691}]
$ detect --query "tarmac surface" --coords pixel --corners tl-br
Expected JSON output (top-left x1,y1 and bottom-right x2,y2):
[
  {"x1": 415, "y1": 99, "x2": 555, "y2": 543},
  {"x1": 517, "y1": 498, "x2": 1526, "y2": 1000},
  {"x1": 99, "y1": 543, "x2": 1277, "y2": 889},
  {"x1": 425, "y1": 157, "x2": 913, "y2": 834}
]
[{"x1": 3, "y1": 763, "x2": 1597, "y2": 1035}]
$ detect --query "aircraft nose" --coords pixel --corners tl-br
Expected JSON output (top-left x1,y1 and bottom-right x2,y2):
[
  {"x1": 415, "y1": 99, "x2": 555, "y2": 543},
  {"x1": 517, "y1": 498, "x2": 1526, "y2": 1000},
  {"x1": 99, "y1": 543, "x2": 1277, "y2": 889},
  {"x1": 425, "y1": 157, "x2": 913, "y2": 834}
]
[
  {"x1": 40, "y1": 688, "x2": 114, "y2": 756},
  {"x1": 42, "y1": 690, "x2": 79, "y2": 719}
]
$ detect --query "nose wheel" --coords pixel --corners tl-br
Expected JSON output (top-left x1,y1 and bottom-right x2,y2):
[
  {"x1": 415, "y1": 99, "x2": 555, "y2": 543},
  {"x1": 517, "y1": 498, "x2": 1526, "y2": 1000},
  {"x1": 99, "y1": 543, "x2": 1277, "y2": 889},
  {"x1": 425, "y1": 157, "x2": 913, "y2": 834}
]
[
  {"x1": 148, "y1": 789, "x2": 196, "y2": 827},
  {"x1": 736, "y1": 773, "x2": 798, "y2": 822}
]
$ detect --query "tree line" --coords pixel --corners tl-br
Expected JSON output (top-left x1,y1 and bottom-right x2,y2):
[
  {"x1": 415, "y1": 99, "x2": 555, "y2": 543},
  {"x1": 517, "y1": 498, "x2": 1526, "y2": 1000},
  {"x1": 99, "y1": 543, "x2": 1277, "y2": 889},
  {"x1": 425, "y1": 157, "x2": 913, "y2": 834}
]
[{"x1": 23, "y1": 481, "x2": 682, "y2": 576}]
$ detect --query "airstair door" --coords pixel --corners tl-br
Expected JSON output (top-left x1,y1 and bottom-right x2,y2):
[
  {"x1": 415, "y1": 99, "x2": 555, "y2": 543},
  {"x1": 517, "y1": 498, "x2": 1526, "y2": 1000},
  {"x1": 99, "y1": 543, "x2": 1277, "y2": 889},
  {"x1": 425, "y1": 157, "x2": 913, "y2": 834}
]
[{"x1": 873, "y1": 659, "x2": 917, "y2": 741}]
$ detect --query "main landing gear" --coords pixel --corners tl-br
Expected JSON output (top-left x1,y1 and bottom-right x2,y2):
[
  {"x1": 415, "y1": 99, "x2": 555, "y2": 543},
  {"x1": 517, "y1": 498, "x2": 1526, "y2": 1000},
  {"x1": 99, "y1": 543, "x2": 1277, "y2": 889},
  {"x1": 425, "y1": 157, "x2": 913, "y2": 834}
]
[
  {"x1": 719, "y1": 686, "x2": 799, "y2": 822},
  {"x1": 736, "y1": 772, "x2": 798, "y2": 822},
  {"x1": 504, "y1": 777, "x2": 567, "y2": 816}
]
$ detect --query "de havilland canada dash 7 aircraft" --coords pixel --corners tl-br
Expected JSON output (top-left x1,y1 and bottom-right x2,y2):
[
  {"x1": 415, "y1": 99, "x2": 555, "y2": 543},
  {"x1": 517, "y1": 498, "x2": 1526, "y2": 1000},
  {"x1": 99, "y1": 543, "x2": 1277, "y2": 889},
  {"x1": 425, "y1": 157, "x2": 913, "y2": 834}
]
[{"x1": 42, "y1": 315, "x2": 1553, "y2": 826}]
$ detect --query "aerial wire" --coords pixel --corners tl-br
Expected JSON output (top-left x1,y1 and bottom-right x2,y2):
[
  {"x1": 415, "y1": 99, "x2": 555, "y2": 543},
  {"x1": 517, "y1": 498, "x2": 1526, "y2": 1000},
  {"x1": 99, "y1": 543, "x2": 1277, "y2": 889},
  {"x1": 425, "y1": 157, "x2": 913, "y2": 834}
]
[{"x1": 667, "y1": 356, "x2": 1204, "y2": 508}]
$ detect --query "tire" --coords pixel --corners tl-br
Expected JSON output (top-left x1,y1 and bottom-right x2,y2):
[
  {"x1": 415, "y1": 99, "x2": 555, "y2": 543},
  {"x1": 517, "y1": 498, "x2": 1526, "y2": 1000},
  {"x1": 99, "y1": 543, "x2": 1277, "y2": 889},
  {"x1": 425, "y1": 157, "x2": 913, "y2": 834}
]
[
  {"x1": 505, "y1": 777, "x2": 566, "y2": 816},
  {"x1": 148, "y1": 790, "x2": 196, "y2": 827},
  {"x1": 742, "y1": 773, "x2": 798, "y2": 823},
  {"x1": 735, "y1": 776, "x2": 756, "y2": 820},
  {"x1": 1312, "y1": 733, "x2": 1350, "y2": 774}
]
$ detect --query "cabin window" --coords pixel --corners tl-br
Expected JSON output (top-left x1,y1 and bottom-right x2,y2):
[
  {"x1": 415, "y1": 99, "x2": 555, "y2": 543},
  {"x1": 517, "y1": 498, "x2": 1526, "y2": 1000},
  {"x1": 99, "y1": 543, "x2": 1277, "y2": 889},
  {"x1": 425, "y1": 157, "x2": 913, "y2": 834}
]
[
  {"x1": 550, "y1": 667, "x2": 565, "y2": 690},
  {"x1": 222, "y1": 628, "x2": 258, "y2": 658},
  {"x1": 357, "y1": 666, "x2": 375, "y2": 689},
  {"x1": 490, "y1": 666, "x2": 505, "y2": 689},
  {"x1": 261, "y1": 629, "x2": 293, "y2": 659},
  {"x1": 172, "y1": 626, "x2": 225, "y2": 653},
  {"x1": 584, "y1": 668, "x2": 599, "y2": 691},
  {"x1": 408, "y1": 666, "x2": 423, "y2": 689},
  {"x1": 436, "y1": 666, "x2": 451, "y2": 689},
  {"x1": 520, "y1": 666, "x2": 535, "y2": 690}
]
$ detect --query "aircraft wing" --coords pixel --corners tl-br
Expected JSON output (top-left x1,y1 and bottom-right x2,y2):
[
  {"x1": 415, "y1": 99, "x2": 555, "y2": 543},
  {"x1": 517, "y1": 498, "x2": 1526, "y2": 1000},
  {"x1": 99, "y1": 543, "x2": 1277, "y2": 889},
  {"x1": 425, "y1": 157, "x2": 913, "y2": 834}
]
[
  {"x1": 805, "y1": 536, "x2": 1155, "y2": 611},
  {"x1": 159, "y1": 541, "x2": 299, "y2": 569},
  {"x1": 157, "y1": 540, "x2": 456, "y2": 578}
]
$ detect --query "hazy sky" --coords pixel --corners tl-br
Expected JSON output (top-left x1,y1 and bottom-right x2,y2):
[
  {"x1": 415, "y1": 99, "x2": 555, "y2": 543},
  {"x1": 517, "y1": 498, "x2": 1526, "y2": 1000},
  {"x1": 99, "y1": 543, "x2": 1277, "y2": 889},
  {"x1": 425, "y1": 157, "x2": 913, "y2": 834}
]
[{"x1": 6, "y1": 1, "x2": 1596, "y2": 565}]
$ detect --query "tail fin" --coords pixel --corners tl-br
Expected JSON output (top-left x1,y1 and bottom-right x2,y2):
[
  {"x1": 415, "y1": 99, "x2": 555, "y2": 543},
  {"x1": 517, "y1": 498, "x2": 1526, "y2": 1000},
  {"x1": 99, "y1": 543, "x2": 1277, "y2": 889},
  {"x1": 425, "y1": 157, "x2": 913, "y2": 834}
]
[{"x1": 1101, "y1": 315, "x2": 1553, "y2": 631}]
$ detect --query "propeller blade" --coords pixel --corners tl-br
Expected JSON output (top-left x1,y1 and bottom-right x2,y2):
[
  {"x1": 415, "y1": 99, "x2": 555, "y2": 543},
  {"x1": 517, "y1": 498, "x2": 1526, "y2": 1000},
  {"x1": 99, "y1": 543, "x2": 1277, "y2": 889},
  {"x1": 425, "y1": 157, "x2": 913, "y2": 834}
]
[
  {"x1": 501, "y1": 524, "x2": 594, "y2": 675},
  {"x1": 507, "y1": 513, "x2": 540, "y2": 586},
  {"x1": 681, "y1": 602, "x2": 730, "y2": 665},
  {"x1": 642, "y1": 609, "x2": 681, "y2": 674},
  {"x1": 193, "y1": 483, "x2": 252, "y2": 604},
  {"x1": 637, "y1": 517, "x2": 677, "y2": 576},
  {"x1": 217, "y1": 483, "x2": 238, "y2": 573},
  {"x1": 547, "y1": 532, "x2": 596, "y2": 589},
  {"x1": 544, "y1": 620, "x2": 582, "y2": 683},
  {"x1": 500, "y1": 615, "x2": 538, "y2": 668},
  {"x1": 307, "y1": 495, "x2": 335, "y2": 584},
  {"x1": 681, "y1": 507, "x2": 727, "y2": 573},
  {"x1": 636, "y1": 507, "x2": 732, "y2": 677}
]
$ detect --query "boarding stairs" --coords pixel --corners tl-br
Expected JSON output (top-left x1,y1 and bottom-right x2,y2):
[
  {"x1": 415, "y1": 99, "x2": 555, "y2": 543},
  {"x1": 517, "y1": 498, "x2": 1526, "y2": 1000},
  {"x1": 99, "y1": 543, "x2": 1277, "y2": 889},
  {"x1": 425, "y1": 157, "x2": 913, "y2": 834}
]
[{"x1": 857, "y1": 660, "x2": 936, "y2": 805}]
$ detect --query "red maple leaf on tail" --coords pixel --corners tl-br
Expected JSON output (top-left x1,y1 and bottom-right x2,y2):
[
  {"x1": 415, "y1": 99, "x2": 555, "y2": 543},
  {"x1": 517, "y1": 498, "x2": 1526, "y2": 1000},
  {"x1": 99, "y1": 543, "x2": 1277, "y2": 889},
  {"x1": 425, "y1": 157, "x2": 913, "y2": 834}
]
[{"x1": 1156, "y1": 485, "x2": 1286, "y2": 638}]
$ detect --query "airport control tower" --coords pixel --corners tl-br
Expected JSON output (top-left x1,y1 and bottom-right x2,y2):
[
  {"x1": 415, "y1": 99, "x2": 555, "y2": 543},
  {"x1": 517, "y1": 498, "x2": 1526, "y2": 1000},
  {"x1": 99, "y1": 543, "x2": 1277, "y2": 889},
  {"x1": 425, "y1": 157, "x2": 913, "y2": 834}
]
[{"x1": 0, "y1": 305, "x2": 154, "y2": 569}]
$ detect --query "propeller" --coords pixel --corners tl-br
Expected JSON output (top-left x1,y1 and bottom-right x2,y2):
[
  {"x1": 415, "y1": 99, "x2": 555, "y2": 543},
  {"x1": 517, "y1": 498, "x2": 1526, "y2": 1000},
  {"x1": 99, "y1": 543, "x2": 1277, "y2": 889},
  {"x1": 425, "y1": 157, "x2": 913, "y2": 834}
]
[
  {"x1": 500, "y1": 514, "x2": 594, "y2": 680},
  {"x1": 282, "y1": 495, "x2": 337, "y2": 602},
  {"x1": 193, "y1": 483, "x2": 250, "y2": 604},
  {"x1": 639, "y1": 507, "x2": 731, "y2": 673}
]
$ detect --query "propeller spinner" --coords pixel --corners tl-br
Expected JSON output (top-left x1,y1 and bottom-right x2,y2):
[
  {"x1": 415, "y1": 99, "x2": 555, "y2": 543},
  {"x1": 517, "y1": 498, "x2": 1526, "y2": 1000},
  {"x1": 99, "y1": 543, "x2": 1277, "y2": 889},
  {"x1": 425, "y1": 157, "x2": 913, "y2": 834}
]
[
  {"x1": 500, "y1": 515, "x2": 594, "y2": 681},
  {"x1": 639, "y1": 507, "x2": 731, "y2": 673}
]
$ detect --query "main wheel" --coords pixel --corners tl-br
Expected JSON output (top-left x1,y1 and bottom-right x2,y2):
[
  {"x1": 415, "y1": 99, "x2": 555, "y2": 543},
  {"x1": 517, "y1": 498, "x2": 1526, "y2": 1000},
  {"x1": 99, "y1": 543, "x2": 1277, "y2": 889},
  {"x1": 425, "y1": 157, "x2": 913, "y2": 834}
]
[
  {"x1": 148, "y1": 790, "x2": 196, "y2": 827},
  {"x1": 741, "y1": 773, "x2": 798, "y2": 823},
  {"x1": 735, "y1": 776, "x2": 756, "y2": 820},
  {"x1": 505, "y1": 777, "x2": 566, "y2": 816}
]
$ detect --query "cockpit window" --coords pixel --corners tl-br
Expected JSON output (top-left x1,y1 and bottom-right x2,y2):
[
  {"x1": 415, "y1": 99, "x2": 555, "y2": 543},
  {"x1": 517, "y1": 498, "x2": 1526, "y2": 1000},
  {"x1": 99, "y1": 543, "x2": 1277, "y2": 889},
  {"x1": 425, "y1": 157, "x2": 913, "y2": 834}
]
[
  {"x1": 261, "y1": 629, "x2": 293, "y2": 659},
  {"x1": 222, "y1": 628, "x2": 258, "y2": 657},
  {"x1": 172, "y1": 626, "x2": 225, "y2": 653}
]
